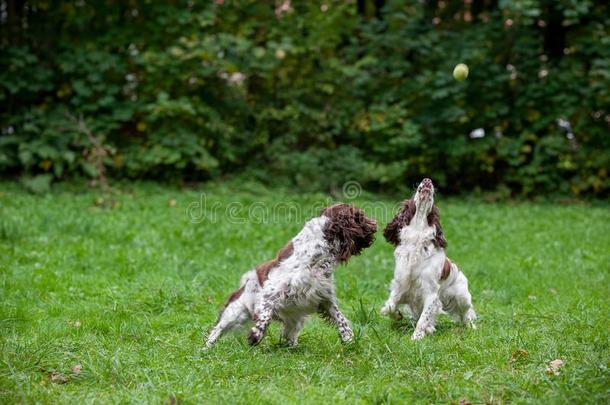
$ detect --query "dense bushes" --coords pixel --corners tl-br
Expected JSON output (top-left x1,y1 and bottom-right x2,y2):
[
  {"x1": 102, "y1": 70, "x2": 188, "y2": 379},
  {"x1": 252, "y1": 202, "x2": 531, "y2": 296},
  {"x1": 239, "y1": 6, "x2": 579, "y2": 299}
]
[{"x1": 1, "y1": 0, "x2": 609, "y2": 196}]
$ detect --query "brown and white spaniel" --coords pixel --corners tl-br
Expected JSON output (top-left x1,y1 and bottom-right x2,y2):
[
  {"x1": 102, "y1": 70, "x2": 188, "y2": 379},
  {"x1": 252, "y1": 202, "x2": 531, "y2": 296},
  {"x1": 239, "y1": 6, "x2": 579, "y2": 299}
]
[
  {"x1": 381, "y1": 178, "x2": 476, "y2": 340},
  {"x1": 206, "y1": 203, "x2": 377, "y2": 348}
]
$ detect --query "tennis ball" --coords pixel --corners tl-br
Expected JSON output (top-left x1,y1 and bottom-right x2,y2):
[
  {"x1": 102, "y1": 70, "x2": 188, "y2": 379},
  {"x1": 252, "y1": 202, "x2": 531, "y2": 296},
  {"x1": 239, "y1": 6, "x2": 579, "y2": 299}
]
[{"x1": 453, "y1": 63, "x2": 469, "y2": 81}]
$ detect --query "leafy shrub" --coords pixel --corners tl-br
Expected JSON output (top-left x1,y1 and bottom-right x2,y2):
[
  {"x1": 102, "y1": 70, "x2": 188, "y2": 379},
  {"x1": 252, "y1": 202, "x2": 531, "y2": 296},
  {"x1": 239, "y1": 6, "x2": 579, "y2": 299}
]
[{"x1": 0, "y1": 0, "x2": 608, "y2": 196}]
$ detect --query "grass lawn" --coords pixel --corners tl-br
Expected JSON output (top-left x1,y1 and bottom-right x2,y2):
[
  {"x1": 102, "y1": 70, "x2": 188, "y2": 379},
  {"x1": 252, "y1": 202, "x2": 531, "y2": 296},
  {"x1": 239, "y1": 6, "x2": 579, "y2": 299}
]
[{"x1": 1, "y1": 181, "x2": 608, "y2": 404}]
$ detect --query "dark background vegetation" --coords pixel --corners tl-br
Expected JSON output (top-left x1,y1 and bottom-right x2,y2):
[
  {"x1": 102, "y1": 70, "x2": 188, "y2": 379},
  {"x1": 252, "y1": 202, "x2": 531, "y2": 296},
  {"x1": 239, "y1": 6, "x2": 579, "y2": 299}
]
[{"x1": 1, "y1": 0, "x2": 608, "y2": 196}]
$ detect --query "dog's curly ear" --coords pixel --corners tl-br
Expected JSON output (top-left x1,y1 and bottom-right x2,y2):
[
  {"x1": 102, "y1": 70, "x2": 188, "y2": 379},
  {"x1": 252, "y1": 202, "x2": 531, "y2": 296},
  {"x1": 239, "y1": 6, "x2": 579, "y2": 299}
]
[
  {"x1": 427, "y1": 205, "x2": 447, "y2": 248},
  {"x1": 322, "y1": 204, "x2": 377, "y2": 262},
  {"x1": 351, "y1": 208, "x2": 377, "y2": 257},
  {"x1": 383, "y1": 199, "x2": 415, "y2": 246}
]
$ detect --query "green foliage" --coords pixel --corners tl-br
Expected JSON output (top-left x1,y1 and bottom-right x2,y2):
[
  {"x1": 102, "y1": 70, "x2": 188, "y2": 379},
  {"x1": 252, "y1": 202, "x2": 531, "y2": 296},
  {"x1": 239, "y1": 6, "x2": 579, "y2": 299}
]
[
  {"x1": 0, "y1": 183, "x2": 609, "y2": 402},
  {"x1": 1, "y1": 1, "x2": 609, "y2": 196},
  {"x1": 20, "y1": 173, "x2": 52, "y2": 194}
]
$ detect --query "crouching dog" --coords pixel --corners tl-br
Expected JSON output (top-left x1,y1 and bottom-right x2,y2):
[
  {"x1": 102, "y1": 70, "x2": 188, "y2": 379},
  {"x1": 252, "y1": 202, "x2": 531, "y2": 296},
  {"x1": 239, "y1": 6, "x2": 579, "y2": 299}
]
[{"x1": 206, "y1": 204, "x2": 377, "y2": 348}]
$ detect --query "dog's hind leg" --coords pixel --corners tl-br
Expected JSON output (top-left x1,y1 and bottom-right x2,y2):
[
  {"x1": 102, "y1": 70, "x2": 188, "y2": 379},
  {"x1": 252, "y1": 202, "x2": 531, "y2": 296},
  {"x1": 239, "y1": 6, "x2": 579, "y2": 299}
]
[
  {"x1": 281, "y1": 316, "x2": 307, "y2": 347},
  {"x1": 462, "y1": 307, "x2": 477, "y2": 329},
  {"x1": 248, "y1": 293, "x2": 275, "y2": 346},
  {"x1": 445, "y1": 271, "x2": 477, "y2": 329},
  {"x1": 455, "y1": 291, "x2": 476, "y2": 329},
  {"x1": 205, "y1": 288, "x2": 251, "y2": 348}
]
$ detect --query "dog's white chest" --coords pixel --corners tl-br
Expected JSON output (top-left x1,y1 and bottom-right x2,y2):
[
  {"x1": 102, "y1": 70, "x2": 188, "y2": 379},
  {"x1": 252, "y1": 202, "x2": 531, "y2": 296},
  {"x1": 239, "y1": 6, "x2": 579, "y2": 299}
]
[
  {"x1": 393, "y1": 225, "x2": 441, "y2": 302},
  {"x1": 397, "y1": 225, "x2": 436, "y2": 266},
  {"x1": 272, "y1": 260, "x2": 334, "y2": 315}
]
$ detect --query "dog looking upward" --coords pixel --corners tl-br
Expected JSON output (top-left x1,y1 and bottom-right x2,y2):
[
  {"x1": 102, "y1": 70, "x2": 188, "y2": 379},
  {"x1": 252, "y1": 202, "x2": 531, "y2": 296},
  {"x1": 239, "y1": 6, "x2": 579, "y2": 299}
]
[
  {"x1": 381, "y1": 178, "x2": 476, "y2": 340},
  {"x1": 206, "y1": 203, "x2": 377, "y2": 348}
]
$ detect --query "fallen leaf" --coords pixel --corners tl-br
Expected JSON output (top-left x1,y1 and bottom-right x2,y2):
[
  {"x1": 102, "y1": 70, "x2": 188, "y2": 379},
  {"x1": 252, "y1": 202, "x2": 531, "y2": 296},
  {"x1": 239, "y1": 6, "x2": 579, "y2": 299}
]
[
  {"x1": 546, "y1": 358, "x2": 564, "y2": 375},
  {"x1": 50, "y1": 371, "x2": 69, "y2": 384},
  {"x1": 549, "y1": 359, "x2": 564, "y2": 368},
  {"x1": 71, "y1": 364, "x2": 82, "y2": 374},
  {"x1": 509, "y1": 348, "x2": 529, "y2": 364},
  {"x1": 168, "y1": 199, "x2": 177, "y2": 207}
]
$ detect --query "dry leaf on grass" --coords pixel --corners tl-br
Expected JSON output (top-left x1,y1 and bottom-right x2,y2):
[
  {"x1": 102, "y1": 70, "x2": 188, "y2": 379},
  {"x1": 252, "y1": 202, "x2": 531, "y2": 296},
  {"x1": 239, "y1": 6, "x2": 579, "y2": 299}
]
[
  {"x1": 509, "y1": 348, "x2": 529, "y2": 364},
  {"x1": 168, "y1": 199, "x2": 177, "y2": 207},
  {"x1": 71, "y1": 364, "x2": 82, "y2": 374},
  {"x1": 49, "y1": 371, "x2": 69, "y2": 384},
  {"x1": 546, "y1": 359, "x2": 564, "y2": 375}
]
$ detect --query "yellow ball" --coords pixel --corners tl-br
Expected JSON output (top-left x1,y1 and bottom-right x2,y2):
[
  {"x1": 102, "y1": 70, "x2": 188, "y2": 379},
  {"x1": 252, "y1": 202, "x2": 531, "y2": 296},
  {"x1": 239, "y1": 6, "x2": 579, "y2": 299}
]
[{"x1": 453, "y1": 63, "x2": 469, "y2": 81}]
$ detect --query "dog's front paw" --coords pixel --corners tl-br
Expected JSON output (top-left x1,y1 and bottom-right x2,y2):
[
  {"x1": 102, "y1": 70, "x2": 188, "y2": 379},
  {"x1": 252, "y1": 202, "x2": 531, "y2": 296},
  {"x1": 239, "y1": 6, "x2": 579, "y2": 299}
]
[
  {"x1": 381, "y1": 305, "x2": 403, "y2": 321},
  {"x1": 411, "y1": 330, "x2": 425, "y2": 341},
  {"x1": 248, "y1": 327, "x2": 263, "y2": 346},
  {"x1": 284, "y1": 338, "x2": 298, "y2": 348},
  {"x1": 341, "y1": 329, "x2": 354, "y2": 344},
  {"x1": 380, "y1": 304, "x2": 394, "y2": 317}
]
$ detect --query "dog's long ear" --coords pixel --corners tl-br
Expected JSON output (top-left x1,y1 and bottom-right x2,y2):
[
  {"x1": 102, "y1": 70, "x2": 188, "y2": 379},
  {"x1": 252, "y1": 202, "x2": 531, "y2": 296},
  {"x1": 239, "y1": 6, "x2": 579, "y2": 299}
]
[
  {"x1": 322, "y1": 204, "x2": 377, "y2": 262},
  {"x1": 427, "y1": 205, "x2": 447, "y2": 248},
  {"x1": 351, "y1": 208, "x2": 377, "y2": 257},
  {"x1": 383, "y1": 199, "x2": 415, "y2": 246}
]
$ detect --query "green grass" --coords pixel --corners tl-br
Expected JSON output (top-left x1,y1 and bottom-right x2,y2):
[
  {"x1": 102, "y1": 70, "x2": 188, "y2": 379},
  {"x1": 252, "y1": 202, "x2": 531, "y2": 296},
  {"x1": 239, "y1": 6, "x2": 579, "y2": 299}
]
[{"x1": 1, "y1": 182, "x2": 609, "y2": 404}]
